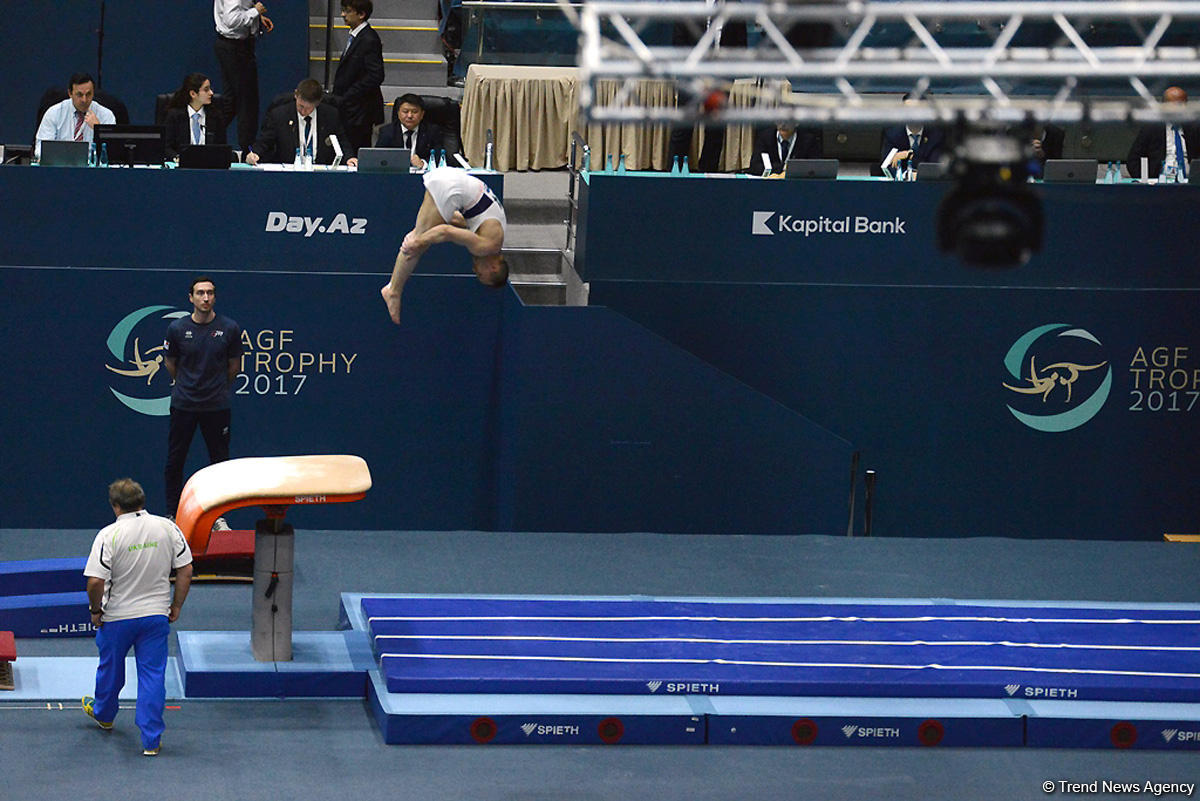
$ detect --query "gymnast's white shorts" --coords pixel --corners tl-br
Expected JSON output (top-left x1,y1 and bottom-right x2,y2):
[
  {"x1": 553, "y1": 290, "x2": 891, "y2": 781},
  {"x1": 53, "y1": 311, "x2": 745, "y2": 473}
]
[{"x1": 422, "y1": 167, "x2": 507, "y2": 234}]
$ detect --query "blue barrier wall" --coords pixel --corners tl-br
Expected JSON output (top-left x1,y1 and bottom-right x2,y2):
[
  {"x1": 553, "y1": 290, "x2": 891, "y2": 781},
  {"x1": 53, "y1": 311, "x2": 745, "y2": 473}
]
[
  {"x1": 0, "y1": 167, "x2": 854, "y2": 533},
  {"x1": 1, "y1": 2, "x2": 307, "y2": 144},
  {"x1": 578, "y1": 174, "x2": 1200, "y2": 541}
]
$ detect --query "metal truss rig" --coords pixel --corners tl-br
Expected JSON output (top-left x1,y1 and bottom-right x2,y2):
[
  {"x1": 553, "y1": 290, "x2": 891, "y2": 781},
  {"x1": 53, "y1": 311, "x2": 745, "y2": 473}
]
[{"x1": 568, "y1": 1, "x2": 1200, "y2": 125}]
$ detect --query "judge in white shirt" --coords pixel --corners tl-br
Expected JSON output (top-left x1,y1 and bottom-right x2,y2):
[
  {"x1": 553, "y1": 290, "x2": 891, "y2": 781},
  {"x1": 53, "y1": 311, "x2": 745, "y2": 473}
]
[
  {"x1": 164, "y1": 73, "x2": 228, "y2": 160},
  {"x1": 34, "y1": 72, "x2": 115, "y2": 159}
]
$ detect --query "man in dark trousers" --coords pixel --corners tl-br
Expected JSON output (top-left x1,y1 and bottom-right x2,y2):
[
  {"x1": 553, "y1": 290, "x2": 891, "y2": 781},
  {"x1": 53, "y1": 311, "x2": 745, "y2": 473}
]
[
  {"x1": 332, "y1": 0, "x2": 384, "y2": 152},
  {"x1": 162, "y1": 276, "x2": 242, "y2": 523},
  {"x1": 214, "y1": 0, "x2": 273, "y2": 152},
  {"x1": 83, "y1": 478, "x2": 193, "y2": 756},
  {"x1": 375, "y1": 94, "x2": 448, "y2": 169},
  {"x1": 1126, "y1": 85, "x2": 1200, "y2": 179},
  {"x1": 246, "y1": 79, "x2": 358, "y2": 165}
]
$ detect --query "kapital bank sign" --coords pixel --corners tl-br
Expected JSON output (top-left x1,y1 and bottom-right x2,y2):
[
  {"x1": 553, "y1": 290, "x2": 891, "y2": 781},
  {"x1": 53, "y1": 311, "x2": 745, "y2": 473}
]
[{"x1": 752, "y1": 210, "x2": 908, "y2": 236}]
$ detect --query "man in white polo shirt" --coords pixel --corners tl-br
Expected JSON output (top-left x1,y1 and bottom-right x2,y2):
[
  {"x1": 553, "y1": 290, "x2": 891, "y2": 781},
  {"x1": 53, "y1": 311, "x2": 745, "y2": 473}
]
[{"x1": 82, "y1": 478, "x2": 193, "y2": 756}]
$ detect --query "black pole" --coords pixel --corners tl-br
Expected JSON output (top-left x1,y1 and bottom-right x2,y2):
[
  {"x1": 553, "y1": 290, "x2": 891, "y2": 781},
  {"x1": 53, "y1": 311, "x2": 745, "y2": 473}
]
[
  {"x1": 324, "y1": 0, "x2": 335, "y2": 90},
  {"x1": 96, "y1": 0, "x2": 106, "y2": 88}
]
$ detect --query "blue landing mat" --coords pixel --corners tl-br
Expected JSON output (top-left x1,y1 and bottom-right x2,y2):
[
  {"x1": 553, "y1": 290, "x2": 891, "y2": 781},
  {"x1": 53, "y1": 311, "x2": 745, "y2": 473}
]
[
  {"x1": 359, "y1": 596, "x2": 1200, "y2": 703},
  {"x1": 1, "y1": 656, "x2": 183, "y2": 701},
  {"x1": 0, "y1": 557, "x2": 86, "y2": 596},
  {"x1": 177, "y1": 630, "x2": 374, "y2": 698},
  {"x1": 367, "y1": 669, "x2": 705, "y2": 745},
  {"x1": 0, "y1": 591, "x2": 93, "y2": 637}
]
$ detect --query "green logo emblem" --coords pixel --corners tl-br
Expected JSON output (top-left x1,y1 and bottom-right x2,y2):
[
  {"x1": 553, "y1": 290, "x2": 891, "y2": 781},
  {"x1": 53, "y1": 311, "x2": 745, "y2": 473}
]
[
  {"x1": 1002, "y1": 324, "x2": 1111, "y2": 432},
  {"x1": 105, "y1": 305, "x2": 188, "y2": 416}
]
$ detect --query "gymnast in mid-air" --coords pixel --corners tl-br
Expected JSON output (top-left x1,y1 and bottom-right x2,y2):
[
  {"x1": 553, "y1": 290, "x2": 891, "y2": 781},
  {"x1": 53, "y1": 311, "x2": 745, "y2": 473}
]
[{"x1": 381, "y1": 166, "x2": 507, "y2": 324}]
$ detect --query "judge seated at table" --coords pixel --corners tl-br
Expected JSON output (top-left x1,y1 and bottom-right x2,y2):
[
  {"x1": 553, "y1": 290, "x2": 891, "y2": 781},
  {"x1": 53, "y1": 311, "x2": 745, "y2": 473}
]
[
  {"x1": 1126, "y1": 86, "x2": 1200, "y2": 180},
  {"x1": 374, "y1": 94, "x2": 450, "y2": 170},
  {"x1": 880, "y1": 94, "x2": 946, "y2": 176},
  {"x1": 753, "y1": 121, "x2": 823, "y2": 175},
  {"x1": 245, "y1": 79, "x2": 356, "y2": 166}
]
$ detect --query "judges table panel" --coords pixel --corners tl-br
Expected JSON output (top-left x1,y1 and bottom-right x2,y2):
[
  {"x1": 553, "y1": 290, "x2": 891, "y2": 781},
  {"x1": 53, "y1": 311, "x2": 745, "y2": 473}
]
[
  {"x1": 577, "y1": 173, "x2": 1200, "y2": 542},
  {"x1": 0, "y1": 167, "x2": 504, "y2": 274}
]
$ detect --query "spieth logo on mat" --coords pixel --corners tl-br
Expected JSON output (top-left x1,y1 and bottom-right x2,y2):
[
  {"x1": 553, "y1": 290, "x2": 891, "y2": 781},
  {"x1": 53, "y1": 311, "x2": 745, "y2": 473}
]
[
  {"x1": 1004, "y1": 684, "x2": 1021, "y2": 696},
  {"x1": 520, "y1": 723, "x2": 579, "y2": 737},
  {"x1": 1002, "y1": 324, "x2": 1111, "y2": 433},
  {"x1": 646, "y1": 681, "x2": 662, "y2": 693},
  {"x1": 264, "y1": 212, "x2": 367, "y2": 237},
  {"x1": 1163, "y1": 729, "x2": 1200, "y2": 743},
  {"x1": 1163, "y1": 729, "x2": 1179, "y2": 743},
  {"x1": 105, "y1": 305, "x2": 191, "y2": 416},
  {"x1": 841, "y1": 724, "x2": 901, "y2": 739}
]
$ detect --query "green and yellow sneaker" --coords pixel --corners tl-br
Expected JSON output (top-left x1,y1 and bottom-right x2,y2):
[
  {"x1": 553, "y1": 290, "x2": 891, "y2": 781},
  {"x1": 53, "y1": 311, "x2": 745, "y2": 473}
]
[{"x1": 81, "y1": 696, "x2": 113, "y2": 730}]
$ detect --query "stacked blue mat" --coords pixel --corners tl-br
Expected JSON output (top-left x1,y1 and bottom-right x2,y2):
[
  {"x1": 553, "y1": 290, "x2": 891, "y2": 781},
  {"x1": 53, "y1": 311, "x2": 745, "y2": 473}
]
[
  {"x1": 0, "y1": 558, "x2": 91, "y2": 637},
  {"x1": 355, "y1": 594, "x2": 1200, "y2": 748}
]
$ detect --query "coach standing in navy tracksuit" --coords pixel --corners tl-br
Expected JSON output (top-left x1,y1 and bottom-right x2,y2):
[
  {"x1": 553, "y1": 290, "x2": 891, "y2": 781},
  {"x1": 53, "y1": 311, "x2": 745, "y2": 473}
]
[{"x1": 163, "y1": 276, "x2": 243, "y2": 520}]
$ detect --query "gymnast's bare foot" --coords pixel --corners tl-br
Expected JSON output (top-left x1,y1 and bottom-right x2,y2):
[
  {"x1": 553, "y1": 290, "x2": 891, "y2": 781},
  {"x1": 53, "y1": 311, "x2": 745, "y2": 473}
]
[{"x1": 380, "y1": 283, "x2": 401, "y2": 324}]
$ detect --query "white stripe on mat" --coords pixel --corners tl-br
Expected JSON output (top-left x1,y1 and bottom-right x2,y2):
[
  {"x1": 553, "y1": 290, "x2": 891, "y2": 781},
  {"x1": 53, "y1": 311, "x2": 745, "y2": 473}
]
[
  {"x1": 378, "y1": 652, "x2": 1200, "y2": 679},
  {"x1": 371, "y1": 634, "x2": 1200, "y2": 652}
]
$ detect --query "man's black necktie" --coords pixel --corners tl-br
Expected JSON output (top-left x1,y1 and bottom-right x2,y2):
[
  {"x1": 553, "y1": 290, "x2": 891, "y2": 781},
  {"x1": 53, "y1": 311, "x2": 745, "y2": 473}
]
[{"x1": 404, "y1": 130, "x2": 413, "y2": 150}]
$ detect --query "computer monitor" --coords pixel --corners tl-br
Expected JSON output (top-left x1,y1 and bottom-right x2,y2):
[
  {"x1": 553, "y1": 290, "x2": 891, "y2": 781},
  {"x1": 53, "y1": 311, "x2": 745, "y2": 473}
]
[
  {"x1": 39, "y1": 140, "x2": 90, "y2": 167},
  {"x1": 1188, "y1": 160, "x2": 1200, "y2": 184},
  {"x1": 179, "y1": 144, "x2": 233, "y2": 169},
  {"x1": 916, "y1": 161, "x2": 951, "y2": 181},
  {"x1": 784, "y1": 158, "x2": 838, "y2": 180},
  {"x1": 1043, "y1": 159, "x2": 1099, "y2": 183},
  {"x1": 94, "y1": 124, "x2": 166, "y2": 166},
  {"x1": 356, "y1": 147, "x2": 412, "y2": 173}
]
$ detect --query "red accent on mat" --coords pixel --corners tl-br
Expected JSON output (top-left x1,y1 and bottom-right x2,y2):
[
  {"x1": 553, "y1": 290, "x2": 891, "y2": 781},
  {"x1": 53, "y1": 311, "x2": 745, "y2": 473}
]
[
  {"x1": 0, "y1": 631, "x2": 15, "y2": 661},
  {"x1": 918, "y1": 719, "x2": 945, "y2": 746},
  {"x1": 791, "y1": 718, "x2": 818, "y2": 745},
  {"x1": 470, "y1": 716, "x2": 498, "y2": 744},
  {"x1": 1110, "y1": 721, "x2": 1138, "y2": 748},
  {"x1": 598, "y1": 717, "x2": 625, "y2": 744}
]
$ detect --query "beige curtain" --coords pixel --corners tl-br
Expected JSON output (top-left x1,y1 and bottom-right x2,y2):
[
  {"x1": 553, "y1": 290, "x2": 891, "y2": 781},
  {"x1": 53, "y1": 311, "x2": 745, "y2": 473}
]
[
  {"x1": 581, "y1": 79, "x2": 676, "y2": 171},
  {"x1": 462, "y1": 66, "x2": 794, "y2": 173},
  {"x1": 461, "y1": 65, "x2": 580, "y2": 171}
]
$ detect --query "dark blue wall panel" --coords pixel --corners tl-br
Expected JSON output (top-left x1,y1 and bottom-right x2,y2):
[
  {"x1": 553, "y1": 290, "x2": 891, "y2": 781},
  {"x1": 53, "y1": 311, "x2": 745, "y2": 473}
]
[
  {"x1": 2, "y1": 2, "x2": 307, "y2": 144},
  {"x1": 2, "y1": 2, "x2": 101, "y2": 144},
  {"x1": 501, "y1": 305, "x2": 854, "y2": 534},
  {"x1": 0, "y1": 168, "x2": 854, "y2": 534},
  {"x1": 579, "y1": 174, "x2": 1200, "y2": 541}
]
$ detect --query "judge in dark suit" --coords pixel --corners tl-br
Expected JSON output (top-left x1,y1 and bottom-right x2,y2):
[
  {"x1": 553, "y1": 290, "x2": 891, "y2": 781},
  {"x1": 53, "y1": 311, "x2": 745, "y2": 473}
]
[
  {"x1": 880, "y1": 124, "x2": 946, "y2": 175},
  {"x1": 375, "y1": 94, "x2": 448, "y2": 169},
  {"x1": 752, "y1": 122, "x2": 823, "y2": 174},
  {"x1": 163, "y1": 73, "x2": 228, "y2": 159},
  {"x1": 880, "y1": 94, "x2": 946, "y2": 176},
  {"x1": 245, "y1": 79, "x2": 357, "y2": 166},
  {"x1": 331, "y1": 0, "x2": 384, "y2": 152},
  {"x1": 1126, "y1": 86, "x2": 1200, "y2": 179}
]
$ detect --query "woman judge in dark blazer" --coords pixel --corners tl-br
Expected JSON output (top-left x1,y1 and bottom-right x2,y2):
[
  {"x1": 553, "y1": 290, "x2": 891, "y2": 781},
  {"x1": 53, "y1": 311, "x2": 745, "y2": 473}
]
[{"x1": 164, "y1": 73, "x2": 227, "y2": 159}]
